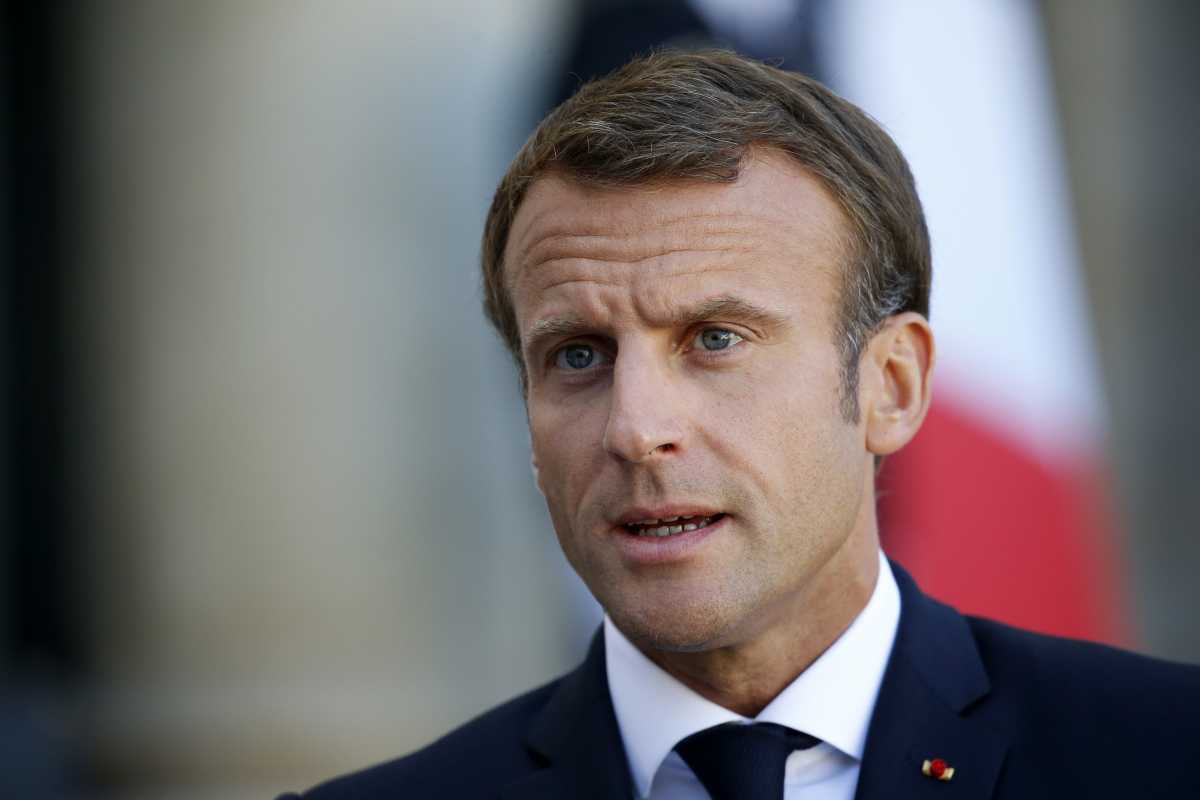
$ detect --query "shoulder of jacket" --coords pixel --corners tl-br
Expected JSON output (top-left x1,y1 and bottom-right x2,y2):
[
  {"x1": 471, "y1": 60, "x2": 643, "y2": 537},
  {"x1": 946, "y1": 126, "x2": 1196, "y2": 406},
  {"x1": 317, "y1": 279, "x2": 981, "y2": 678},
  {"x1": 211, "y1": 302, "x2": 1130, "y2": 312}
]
[
  {"x1": 965, "y1": 614, "x2": 1200, "y2": 719},
  {"x1": 295, "y1": 674, "x2": 566, "y2": 799}
]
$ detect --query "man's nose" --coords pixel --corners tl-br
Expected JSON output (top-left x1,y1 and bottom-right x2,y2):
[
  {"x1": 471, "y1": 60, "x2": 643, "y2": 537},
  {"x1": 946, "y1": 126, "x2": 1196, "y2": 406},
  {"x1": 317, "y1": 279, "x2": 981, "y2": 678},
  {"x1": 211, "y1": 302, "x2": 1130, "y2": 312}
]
[{"x1": 602, "y1": 349, "x2": 686, "y2": 463}]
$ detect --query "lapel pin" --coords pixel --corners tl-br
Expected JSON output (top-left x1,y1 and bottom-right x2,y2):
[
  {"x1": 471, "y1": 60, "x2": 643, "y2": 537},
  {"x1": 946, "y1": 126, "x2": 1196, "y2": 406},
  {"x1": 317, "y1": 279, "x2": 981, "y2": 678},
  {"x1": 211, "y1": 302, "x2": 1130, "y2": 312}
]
[{"x1": 922, "y1": 758, "x2": 955, "y2": 781}]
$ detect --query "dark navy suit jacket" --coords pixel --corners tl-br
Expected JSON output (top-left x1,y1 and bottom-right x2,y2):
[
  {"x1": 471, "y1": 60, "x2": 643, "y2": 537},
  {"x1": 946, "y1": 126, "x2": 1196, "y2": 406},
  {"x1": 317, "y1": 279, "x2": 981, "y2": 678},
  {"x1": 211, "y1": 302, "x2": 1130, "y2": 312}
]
[{"x1": 282, "y1": 563, "x2": 1200, "y2": 798}]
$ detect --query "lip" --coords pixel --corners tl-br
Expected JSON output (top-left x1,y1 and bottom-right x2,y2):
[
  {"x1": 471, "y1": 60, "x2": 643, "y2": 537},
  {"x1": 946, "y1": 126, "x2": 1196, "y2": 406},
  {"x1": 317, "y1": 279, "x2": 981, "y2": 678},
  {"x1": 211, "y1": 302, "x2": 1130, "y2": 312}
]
[{"x1": 609, "y1": 513, "x2": 728, "y2": 566}]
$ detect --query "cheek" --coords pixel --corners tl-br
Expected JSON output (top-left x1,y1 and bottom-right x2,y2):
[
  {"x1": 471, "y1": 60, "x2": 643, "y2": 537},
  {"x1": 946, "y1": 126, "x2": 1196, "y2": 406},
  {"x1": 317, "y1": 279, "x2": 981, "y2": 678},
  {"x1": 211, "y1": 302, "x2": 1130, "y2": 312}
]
[
  {"x1": 706, "y1": 350, "x2": 857, "y2": 498},
  {"x1": 529, "y1": 402, "x2": 612, "y2": 576},
  {"x1": 528, "y1": 397, "x2": 604, "y2": 505}
]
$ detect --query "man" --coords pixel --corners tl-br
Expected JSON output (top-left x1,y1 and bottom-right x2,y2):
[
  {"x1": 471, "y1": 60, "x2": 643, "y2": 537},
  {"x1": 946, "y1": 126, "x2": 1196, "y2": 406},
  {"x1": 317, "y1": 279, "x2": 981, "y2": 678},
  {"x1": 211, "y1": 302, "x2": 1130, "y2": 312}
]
[{"x1": 283, "y1": 50, "x2": 1200, "y2": 799}]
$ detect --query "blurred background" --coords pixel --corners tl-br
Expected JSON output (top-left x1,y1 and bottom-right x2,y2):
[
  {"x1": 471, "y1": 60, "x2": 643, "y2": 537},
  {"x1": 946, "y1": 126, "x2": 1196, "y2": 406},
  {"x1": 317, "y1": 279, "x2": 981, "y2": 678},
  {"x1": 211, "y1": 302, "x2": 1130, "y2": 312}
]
[{"x1": 2, "y1": 0, "x2": 1197, "y2": 797}]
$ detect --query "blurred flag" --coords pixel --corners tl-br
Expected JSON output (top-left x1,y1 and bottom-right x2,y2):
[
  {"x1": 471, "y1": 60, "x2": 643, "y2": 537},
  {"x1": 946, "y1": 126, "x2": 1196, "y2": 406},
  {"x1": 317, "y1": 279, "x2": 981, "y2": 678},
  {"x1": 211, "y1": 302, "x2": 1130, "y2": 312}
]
[
  {"x1": 554, "y1": 0, "x2": 1128, "y2": 644},
  {"x1": 825, "y1": 0, "x2": 1127, "y2": 643}
]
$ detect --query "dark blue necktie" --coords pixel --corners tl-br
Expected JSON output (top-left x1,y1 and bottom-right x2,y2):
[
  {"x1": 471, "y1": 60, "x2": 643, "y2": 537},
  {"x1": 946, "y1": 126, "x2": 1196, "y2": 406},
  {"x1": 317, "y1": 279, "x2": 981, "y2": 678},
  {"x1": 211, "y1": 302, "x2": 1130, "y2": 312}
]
[{"x1": 674, "y1": 722, "x2": 820, "y2": 800}]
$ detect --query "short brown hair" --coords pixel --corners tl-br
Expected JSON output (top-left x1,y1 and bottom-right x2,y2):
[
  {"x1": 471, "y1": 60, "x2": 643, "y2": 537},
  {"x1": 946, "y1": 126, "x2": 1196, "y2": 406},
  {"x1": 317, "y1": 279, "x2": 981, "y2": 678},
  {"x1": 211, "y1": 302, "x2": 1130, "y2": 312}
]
[{"x1": 481, "y1": 49, "x2": 930, "y2": 420}]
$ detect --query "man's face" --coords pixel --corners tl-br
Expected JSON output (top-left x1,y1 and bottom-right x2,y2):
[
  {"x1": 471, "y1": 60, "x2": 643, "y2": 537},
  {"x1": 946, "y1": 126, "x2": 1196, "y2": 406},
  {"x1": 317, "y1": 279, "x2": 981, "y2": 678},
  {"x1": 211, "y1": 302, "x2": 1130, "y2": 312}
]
[{"x1": 506, "y1": 150, "x2": 879, "y2": 652}]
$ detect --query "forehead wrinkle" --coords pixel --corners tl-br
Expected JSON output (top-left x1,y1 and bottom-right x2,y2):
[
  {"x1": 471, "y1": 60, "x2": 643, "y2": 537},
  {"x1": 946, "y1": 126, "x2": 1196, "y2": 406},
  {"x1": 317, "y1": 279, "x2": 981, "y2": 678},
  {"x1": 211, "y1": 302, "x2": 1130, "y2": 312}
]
[
  {"x1": 516, "y1": 210, "x2": 765, "y2": 274},
  {"x1": 521, "y1": 206, "x2": 756, "y2": 245},
  {"x1": 529, "y1": 265, "x2": 762, "y2": 296},
  {"x1": 530, "y1": 245, "x2": 751, "y2": 272},
  {"x1": 534, "y1": 275, "x2": 625, "y2": 293}
]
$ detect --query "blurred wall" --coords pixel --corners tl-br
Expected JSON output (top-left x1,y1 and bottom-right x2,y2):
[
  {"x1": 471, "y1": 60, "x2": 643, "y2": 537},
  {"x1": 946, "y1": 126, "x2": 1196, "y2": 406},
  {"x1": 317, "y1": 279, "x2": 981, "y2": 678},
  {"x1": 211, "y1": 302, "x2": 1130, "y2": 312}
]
[
  {"x1": 66, "y1": 2, "x2": 580, "y2": 797},
  {"x1": 1043, "y1": 0, "x2": 1200, "y2": 661}
]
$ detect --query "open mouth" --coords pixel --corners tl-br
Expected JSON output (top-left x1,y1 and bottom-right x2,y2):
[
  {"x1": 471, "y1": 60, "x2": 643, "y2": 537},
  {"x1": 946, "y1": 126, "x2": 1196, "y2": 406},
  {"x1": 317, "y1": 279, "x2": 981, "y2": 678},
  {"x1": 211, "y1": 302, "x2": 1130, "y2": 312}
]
[{"x1": 622, "y1": 513, "x2": 726, "y2": 538}]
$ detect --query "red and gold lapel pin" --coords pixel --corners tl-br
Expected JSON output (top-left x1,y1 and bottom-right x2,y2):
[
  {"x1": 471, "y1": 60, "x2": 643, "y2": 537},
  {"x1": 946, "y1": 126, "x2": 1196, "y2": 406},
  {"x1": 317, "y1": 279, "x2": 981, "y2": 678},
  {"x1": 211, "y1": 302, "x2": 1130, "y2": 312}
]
[{"x1": 922, "y1": 757, "x2": 955, "y2": 781}]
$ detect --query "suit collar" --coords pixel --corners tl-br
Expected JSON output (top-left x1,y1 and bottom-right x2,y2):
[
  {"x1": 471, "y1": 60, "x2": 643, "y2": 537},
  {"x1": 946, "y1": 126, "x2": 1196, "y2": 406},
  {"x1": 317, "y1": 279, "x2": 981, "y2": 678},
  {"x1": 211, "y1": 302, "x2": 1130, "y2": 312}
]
[
  {"x1": 501, "y1": 631, "x2": 635, "y2": 800},
  {"x1": 853, "y1": 561, "x2": 1009, "y2": 799},
  {"x1": 606, "y1": 551, "x2": 902, "y2": 798},
  {"x1": 505, "y1": 561, "x2": 1008, "y2": 800},
  {"x1": 889, "y1": 560, "x2": 991, "y2": 711}
]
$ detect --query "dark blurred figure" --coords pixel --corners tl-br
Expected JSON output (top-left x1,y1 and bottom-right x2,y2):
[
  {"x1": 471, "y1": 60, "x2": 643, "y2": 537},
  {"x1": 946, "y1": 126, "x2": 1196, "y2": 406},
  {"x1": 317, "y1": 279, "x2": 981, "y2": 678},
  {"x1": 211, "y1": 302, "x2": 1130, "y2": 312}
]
[
  {"x1": 2, "y1": 0, "x2": 88, "y2": 794},
  {"x1": 554, "y1": 0, "x2": 825, "y2": 106},
  {"x1": 0, "y1": 689, "x2": 83, "y2": 797}
]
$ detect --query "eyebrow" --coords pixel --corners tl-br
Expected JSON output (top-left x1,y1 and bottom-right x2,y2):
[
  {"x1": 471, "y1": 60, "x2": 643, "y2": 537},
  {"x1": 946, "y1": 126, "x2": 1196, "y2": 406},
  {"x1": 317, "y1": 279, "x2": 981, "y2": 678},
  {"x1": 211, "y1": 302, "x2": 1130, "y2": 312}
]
[
  {"x1": 522, "y1": 295, "x2": 787, "y2": 358},
  {"x1": 523, "y1": 314, "x2": 591, "y2": 360},
  {"x1": 671, "y1": 296, "x2": 786, "y2": 330}
]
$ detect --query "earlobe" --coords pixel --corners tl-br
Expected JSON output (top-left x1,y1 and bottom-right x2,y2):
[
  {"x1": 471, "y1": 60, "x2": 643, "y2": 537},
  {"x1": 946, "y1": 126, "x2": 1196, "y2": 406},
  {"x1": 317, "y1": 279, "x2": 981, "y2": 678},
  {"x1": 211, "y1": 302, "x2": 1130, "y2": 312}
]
[{"x1": 863, "y1": 312, "x2": 935, "y2": 456}]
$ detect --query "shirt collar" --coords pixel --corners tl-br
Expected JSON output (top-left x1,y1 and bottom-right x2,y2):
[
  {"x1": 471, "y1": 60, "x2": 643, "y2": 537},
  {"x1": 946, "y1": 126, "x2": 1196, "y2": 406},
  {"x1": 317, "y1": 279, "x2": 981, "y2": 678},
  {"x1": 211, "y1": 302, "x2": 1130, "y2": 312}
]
[{"x1": 605, "y1": 551, "x2": 901, "y2": 799}]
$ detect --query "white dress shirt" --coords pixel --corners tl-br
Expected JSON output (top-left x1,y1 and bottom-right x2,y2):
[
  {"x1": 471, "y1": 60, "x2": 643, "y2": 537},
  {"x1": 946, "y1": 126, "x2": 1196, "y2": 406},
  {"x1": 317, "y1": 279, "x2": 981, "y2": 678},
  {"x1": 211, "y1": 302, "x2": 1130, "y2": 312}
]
[{"x1": 605, "y1": 551, "x2": 901, "y2": 800}]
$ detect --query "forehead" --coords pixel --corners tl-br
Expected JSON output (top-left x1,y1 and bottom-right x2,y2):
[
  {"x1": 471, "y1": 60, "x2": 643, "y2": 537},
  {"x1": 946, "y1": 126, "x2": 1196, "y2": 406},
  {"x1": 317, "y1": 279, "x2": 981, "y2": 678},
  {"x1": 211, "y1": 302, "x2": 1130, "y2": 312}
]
[{"x1": 504, "y1": 149, "x2": 850, "y2": 325}]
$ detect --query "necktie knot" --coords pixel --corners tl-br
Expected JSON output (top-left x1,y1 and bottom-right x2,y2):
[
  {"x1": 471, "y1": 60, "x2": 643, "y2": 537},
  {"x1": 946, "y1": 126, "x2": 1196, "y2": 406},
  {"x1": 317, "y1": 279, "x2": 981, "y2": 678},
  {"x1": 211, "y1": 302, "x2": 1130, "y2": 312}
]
[{"x1": 674, "y1": 722, "x2": 820, "y2": 800}]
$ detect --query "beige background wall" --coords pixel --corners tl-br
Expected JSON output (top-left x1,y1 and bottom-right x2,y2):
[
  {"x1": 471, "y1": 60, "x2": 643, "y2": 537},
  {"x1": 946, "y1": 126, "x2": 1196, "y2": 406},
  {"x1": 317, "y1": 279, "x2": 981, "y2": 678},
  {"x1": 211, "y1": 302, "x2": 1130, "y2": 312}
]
[{"x1": 68, "y1": 3, "x2": 587, "y2": 797}]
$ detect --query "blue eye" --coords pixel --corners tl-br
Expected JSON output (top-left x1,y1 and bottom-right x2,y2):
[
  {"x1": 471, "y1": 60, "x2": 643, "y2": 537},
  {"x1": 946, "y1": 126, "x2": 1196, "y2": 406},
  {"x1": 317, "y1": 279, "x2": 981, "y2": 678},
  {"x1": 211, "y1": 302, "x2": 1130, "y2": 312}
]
[
  {"x1": 695, "y1": 328, "x2": 743, "y2": 351},
  {"x1": 556, "y1": 344, "x2": 597, "y2": 370}
]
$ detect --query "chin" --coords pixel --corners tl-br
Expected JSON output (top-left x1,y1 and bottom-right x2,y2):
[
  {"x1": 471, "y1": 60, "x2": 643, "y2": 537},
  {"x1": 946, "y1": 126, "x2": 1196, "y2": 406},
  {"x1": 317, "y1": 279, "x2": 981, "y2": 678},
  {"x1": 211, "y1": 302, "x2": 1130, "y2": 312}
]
[{"x1": 606, "y1": 596, "x2": 741, "y2": 654}]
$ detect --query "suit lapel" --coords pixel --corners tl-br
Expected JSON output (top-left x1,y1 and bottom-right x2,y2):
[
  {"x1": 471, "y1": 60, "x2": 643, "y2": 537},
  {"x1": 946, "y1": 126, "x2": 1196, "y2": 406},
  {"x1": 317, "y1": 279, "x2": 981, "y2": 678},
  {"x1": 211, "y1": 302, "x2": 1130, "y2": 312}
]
[
  {"x1": 854, "y1": 563, "x2": 1009, "y2": 800},
  {"x1": 502, "y1": 563, "x2": 1009, "y2": 800},
  {"x1": 500, "y1": 631, "x2": 635, "y2": 800}
]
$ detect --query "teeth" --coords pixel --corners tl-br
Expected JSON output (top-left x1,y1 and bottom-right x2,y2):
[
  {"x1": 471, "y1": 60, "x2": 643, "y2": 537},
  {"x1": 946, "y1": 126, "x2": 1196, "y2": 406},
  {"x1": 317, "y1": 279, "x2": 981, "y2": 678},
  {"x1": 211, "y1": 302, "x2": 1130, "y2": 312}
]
[
  {"x1": 630, "y1": 515, "x2": 717, "y2": 537},
  {"x1": 634, "y1": 515, "x2": 696, "y2": 526}
]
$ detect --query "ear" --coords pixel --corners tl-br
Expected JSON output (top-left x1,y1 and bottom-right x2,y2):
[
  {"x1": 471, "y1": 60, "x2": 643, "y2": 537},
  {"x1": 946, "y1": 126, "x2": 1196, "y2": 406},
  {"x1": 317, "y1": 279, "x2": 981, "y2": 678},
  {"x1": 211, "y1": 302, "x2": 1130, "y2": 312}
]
[{"x1": 861, "y1": 312, "x2": 935, "y2": 456}]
